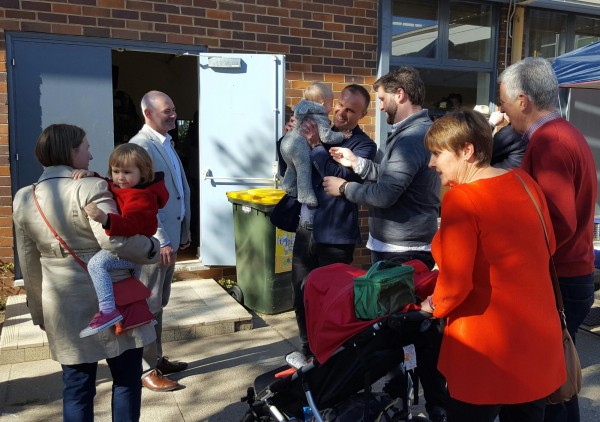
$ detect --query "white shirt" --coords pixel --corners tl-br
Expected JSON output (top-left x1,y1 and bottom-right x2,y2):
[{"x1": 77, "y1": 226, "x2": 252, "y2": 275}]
[
  {"x1": 367, "y1": 235, "x2": 431, "y2": 253},
  {"x1": 146, "y1": 125, "x2": 186, "y2": 220}
]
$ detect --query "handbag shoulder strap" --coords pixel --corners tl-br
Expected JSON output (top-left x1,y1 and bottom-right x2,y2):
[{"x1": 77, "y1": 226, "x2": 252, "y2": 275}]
[
  {"x1": 32, "y1": 184, "x2": 88, "y2": 271},
  {"x1": 513, "y1": 172, "x2": 566, "y2": 320}
]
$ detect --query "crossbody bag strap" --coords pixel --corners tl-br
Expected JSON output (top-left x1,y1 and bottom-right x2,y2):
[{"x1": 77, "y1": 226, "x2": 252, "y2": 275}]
[
  {"x1": 514, "y1": 172, "x2": 567, "y2": 326},
  {"x1": 32, "y1": 184, "x2": 88, "y2": 271}
]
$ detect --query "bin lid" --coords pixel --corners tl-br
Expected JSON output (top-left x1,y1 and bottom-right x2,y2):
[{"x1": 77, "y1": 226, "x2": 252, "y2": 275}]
[{"x1": 226, "y1": 188, "x2": 285, "y2": 205}]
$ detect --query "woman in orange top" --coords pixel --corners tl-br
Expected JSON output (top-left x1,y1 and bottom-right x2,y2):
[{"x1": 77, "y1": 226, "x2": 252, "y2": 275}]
[{"x1": 420, "y1": 110, "x2": 565, "y2": 421}]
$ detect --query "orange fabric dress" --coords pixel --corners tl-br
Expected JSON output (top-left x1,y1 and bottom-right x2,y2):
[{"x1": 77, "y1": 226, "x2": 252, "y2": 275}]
[{"x1": 432, "y1": 169, "x2": 565, "y2": 405}]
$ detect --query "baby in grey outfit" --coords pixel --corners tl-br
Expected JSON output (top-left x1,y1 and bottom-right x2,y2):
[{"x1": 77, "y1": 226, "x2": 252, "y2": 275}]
[{"x1": 280, "y1": 82, "x2": 351, "y2": 206}]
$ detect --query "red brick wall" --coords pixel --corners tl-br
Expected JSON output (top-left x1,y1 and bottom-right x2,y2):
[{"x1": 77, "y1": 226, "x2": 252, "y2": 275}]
[
  {"x1": 497, "y1": 4, "x2": 512, "y2": 74},
  {"x1": 0, "y1": 0, "x2": 379, "y2": 275},
  {"x1": 0, "y1": 45, "x2": 10, "y2": 262}
]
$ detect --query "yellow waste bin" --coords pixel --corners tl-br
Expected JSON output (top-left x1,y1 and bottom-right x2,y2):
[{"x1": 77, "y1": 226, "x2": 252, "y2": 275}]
[{"x1": 226, "y1": 188, "x2": 295, "y2": 314}]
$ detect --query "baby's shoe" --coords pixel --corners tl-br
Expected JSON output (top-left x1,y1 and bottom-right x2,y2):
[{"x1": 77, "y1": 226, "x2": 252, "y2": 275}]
[{"x1": 79, "y1": 310, "x2": 123, "y2": 338}]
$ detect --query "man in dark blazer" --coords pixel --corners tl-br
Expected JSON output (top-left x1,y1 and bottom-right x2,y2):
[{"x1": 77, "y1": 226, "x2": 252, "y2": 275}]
[
  {"x1": 130, "y1": 90, "x2": 191, "y2": 392},
  {"x1": 283, "y1": 84, "x2": 377, "y2": 358},
  {"x1": 488, "y1": 111, "x2": 527, "y2": 169}
]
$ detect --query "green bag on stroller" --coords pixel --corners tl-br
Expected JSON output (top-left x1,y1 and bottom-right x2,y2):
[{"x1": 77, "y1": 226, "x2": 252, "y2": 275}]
[{"x1": 354, "y1": 260, "x2": 415, "y2": 320}]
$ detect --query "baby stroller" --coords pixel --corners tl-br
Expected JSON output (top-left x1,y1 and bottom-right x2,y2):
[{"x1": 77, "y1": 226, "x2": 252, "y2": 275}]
[{"x1": 241, "y1": 261, "x2": 438, "y2": 422}]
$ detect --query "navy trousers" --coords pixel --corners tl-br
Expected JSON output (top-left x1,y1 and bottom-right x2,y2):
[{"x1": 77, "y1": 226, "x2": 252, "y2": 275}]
[
  {"x1": 291, "y1": 227, "x2": 354, "y2": 351},
  {"x1": 449, "y1": 397, "x2": 546, "y2": 422},
  {"x1": 544, "y1": 274, "x2": 595, "y2": 422},
  {"x1": 62, "y1": 347, "x2": 143, "y2": 422}
]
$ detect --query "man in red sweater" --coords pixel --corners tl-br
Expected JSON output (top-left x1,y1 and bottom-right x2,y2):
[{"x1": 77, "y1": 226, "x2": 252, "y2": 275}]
[{"x1": 499, "y1": 57, "x2": 597, "y2": 422}]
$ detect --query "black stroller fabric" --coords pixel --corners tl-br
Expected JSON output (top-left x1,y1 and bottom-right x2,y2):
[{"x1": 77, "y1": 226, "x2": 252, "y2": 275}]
[
  {"x1": 320, "y1": 392, "x2": 396, "y2": 421},
  {"x1": 245, "y1": 261, "x2": 438, "y2": 421},
  {"x1": 267, "y1": 319, "x2": 422, "y2": 418}
]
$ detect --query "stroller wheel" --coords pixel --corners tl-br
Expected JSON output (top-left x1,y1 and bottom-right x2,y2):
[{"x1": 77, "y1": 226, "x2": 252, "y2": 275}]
[
  {"x1": 391, "y1": 415, "x2": 431, "y2": 422},
  {"x1": 239, "y1": 410, "x2": 256, "y2": 422}
]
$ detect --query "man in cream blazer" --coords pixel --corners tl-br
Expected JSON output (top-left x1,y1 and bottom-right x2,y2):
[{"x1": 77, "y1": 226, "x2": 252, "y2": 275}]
[{"x1": 130, "y1": 90, "x2": 192, "y2": 392}]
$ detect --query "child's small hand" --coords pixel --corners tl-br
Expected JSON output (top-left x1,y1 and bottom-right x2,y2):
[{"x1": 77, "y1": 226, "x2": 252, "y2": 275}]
[
  {"x1": 72, "y1": 169, "x2": 94, "y2": 180},
  {"x1": 84, "y1": 203, "x2": 108, "y2": 225},
  {"x1": 284, "y1": 116, "x2": 297, "y2": 134},
  {"x1": 342, "y1": 130, "x2": 353, "y2": 140}
]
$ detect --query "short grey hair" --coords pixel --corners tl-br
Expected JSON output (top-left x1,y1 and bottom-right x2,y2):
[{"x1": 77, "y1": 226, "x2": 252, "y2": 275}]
[
  {"x1": 498, "y1": 57, "x2": 558, "y2": 111},
  {"x1": 140, "y1": 90, "x2": 166, "y2": 114}
]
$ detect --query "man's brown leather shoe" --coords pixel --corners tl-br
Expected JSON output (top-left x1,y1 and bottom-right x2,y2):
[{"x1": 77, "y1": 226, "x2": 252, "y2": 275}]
[
  {"x1": 156, "y1": 356, "x2": 188, "y2": 375},
  {"x1": 142, "y1": 369, "x2": 180, "y2": 392}
]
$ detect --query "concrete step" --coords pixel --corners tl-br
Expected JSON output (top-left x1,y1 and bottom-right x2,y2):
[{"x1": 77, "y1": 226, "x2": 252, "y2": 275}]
[{"x1": 0, "y1": 278, "x2": 253, "y2": 365}]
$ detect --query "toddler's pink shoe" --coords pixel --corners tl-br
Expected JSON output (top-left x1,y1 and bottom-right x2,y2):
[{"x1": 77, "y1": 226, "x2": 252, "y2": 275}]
[{"x1": 79, "y1": 310, "x2": 123, "y2": 338}]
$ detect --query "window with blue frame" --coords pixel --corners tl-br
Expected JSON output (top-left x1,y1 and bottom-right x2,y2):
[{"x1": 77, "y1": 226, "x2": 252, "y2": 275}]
[
  {"x1": 390, "y1": 0, "x2": 496, "y2": 117},
  {"x1": 527, "y1": 8, "x2": 600, "y2": 59},
  {"x1": 575, "y1": 15, "x2": 600, "y2": 49},
  {"x1": 448, "y1": 1, "x2": 493, "y2": 62},
  {"x1": 392, "y1": 0, "x2": 439, "y2": 59}
]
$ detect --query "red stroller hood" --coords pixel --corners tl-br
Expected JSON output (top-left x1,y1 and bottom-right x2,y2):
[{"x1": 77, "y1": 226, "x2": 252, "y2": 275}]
[
  {"x1": 304, "y1": 260, "x2": 438, "y2": 364},
  {"x1": 304, "y1": 263, "x2": 374, "y2": 364}
]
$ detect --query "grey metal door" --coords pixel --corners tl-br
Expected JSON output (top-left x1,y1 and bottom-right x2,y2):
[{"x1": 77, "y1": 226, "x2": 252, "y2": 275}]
[
  {"x1": 7, "y1": 34, "x2": 114, "y2": 191},
  {"x1": 198, "y1": 53, "x2": 285, "y2": 265}
]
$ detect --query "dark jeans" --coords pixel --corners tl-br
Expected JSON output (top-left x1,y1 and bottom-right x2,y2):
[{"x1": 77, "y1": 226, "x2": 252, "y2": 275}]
[
  {"x1": 414, "y1": 319, "x2": 449, "y2": 416},
  {"x1": 62, "y1": 347, "x2": 144, "y2": 422},
  {"x1": 544, "y1": 273, "x2": 595, "y2": 422},
  {"x1": 371, "y1": 250, "x2": 436, "y2": 271},
  {"x1": 449, "y1": 397, "x2": 546, "y2": 422},
  {"x1": 371, "y1": 250, "x2": 448, "y2": 417},
  {"x1": 292, "y1": 227, "x2": 355, "y2": 350}
]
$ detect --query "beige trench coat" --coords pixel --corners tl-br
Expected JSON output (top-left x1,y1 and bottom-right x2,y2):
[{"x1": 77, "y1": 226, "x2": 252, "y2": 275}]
[{"x1": 13, "y1": 166, "x2": 160, "y2": 365}]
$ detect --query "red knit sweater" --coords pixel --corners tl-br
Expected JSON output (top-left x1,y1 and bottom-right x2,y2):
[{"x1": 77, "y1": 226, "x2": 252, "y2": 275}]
[
  {"x1": 520, "y1": 118, "x2": 597, "y2": 277},
  {"x1": 105, "y1": 175, "x2": 169, "y2": 237}
]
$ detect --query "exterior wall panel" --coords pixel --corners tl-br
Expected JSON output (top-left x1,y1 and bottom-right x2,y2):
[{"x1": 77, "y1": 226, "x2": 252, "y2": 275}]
[{"x1": 0, "y1": 0, "x2": 379, "y2": 273}]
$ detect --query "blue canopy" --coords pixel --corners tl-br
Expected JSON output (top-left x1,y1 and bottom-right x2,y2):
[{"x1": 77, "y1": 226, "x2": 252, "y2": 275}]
[{"x1": 552, "y1": 40, "x2": 600, "y2": 88}]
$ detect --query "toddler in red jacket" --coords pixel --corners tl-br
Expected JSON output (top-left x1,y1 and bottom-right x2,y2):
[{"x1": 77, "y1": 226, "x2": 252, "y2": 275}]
[{"x1": 74, "y1": 143, "x2": 169, "y2": 337}]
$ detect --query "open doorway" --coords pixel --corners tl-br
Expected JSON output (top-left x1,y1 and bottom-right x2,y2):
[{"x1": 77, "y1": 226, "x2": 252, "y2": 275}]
[
  {"x1": 111, "y1": 50, "x2": 200, "y2": 260},
  {"x1": 8, "y1": 32, "x2": 285, "y2": 272},
  {"x1": 7, "y1": 33, "x2": 206, "y2": 279}
]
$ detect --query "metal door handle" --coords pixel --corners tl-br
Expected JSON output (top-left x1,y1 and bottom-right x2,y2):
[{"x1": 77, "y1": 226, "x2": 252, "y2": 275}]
[{"x1": 202, "y1": 169, "x2": 277, "y2": 183}]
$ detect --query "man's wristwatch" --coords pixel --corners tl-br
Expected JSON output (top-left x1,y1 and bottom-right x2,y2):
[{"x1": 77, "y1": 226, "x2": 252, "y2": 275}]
[
  {"x1": 147, "y1": 239, "x2": 157, "y2": 259},
  {"x1": 339, "y1": 181, "x2": 349, "y2": 196}
]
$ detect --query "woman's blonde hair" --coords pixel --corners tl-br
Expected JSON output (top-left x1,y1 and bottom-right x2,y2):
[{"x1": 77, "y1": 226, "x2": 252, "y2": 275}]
[
  {"x1": 108, "y1": 143, "x2": 154, "y2": 184},
  {"x1": 425, "y1": 110, "x2": 493, "y2": 167}
]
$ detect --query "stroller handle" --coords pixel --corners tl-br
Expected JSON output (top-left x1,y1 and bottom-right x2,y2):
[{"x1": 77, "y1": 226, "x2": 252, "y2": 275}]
[{"x1": 385, "y1": 309, "x2": 432, "y2": 330}]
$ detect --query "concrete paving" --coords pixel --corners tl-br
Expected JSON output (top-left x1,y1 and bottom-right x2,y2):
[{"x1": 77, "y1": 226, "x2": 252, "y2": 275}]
[
  {"x1": 0, "y1": 279, "x2": 253, "y2": 365},
  {"x1": 0, "y1": 279, "x2": 599, "y2": 421}
]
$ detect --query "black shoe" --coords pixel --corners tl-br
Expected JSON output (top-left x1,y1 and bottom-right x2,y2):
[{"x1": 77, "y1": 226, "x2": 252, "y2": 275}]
[
  {"x1": 156, "y1": 356, "x2": 188, "y2": 375},
  {"x1": 428, "y1": 406, "x2": 447, "y2": 422}
]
